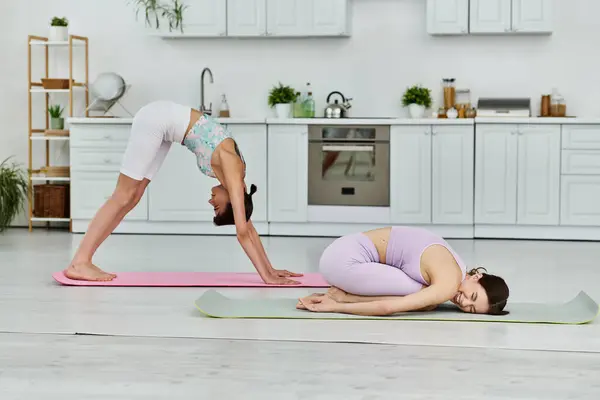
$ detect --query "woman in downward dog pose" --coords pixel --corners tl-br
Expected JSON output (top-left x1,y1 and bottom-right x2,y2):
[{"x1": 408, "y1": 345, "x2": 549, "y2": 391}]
[
  {"x1": 64, "y1": 100, "x2": 301, "y2": 285},
  {"x1": 298, "y1": 226, "x2": 509, "y2": 315}
]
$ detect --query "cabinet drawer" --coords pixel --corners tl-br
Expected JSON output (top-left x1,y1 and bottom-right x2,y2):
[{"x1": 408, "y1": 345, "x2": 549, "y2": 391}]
[
  {"x1": 562, "y1": 125, "x2": 600, "y2": 150},
  {"x1": 70, "y1": 124, "x2": 131, "y2": 149},
  {"x1": 70, "y1": 148, "x2": 125, "y2": 172},
  {"x1": 562, "y1": 150, "x2": 600, "y2": 175},
  {"x1": 71, "y1": 171, "x2": 148, "y2": 220},
  {"x1": 560, "y1": 175, "x2": 600, "y2": 226}
]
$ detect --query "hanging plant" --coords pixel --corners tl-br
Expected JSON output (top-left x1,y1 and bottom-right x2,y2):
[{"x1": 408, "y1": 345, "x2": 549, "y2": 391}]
[
  {"x1": 162, "y1": 0, "x2": 188, "y2": 33},
  {"x1": 128, "y1": 0, "x2": 187, "y2": 33},
  {"x1": 0, "y1": 157, "x2": 28, "y2": 232}
]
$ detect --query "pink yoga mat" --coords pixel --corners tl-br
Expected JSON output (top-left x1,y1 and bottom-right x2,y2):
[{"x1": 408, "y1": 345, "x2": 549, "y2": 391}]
[{"x1": 52, "y1": 271, "x2": 330, "y2": 287}]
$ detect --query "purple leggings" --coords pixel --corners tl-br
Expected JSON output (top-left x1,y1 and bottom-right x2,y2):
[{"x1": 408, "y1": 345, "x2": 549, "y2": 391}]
[{"x1": 319, "y1": 233, "x2": 425, "y2": 296}]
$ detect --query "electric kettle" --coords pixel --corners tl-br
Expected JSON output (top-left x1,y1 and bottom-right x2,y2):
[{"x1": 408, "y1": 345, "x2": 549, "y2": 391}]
[{"x1": 324, "y1": 91, "x2": 352, "y2": 118}]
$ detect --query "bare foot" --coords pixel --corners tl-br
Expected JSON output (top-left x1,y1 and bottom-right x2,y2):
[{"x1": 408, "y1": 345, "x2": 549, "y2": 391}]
[
  {"x1": 326, "y1": 286, "x2": 349, "y2": 302},
  {"x1": 64, "y1": 262, "x2": 117, "y2": 281}
]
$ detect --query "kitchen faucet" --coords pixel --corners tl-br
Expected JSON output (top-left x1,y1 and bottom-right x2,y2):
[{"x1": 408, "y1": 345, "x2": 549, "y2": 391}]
[{"x1": 200, "y1": 67, "x2": 214, "y2": 115}]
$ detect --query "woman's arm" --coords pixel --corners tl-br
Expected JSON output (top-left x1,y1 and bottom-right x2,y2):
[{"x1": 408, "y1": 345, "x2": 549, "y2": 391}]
[
  {"x1": 222, "y1": 154, "x2": 300, "y2": 285},
  {"x1": 300, "y1": 284, "x2": 455, "y2": 316},
  {"x1": 247, "y1": 220, "x2": 303, "y2": 280}
]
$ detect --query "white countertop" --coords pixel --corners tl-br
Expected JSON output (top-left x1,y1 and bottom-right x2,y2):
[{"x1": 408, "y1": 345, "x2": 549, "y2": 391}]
[
  {"x1": 67, "y1": 117, "x2": 265, "y2": 124},
  {"x1": 265, "y1": 117, "x2": 475, "y2": 125},
  {"x1": 67, "y1": 116, "x2": 600, "y2": 126},
  {"x1": 475, "y1": 117, "x2": 600, "y2": 124}
]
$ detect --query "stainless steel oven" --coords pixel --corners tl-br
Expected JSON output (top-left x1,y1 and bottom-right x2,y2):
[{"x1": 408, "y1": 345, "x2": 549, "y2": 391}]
[{"x1": 308, "y1": 125, "x2": 390, "y2": 207}]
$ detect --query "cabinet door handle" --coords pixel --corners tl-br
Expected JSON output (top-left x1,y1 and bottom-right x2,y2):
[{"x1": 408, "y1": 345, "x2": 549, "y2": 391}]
[
  {"x1": 103, "y1": 158, "x2": 111, "y2": 164},
  {"x1": 424, "y1": 130, "x2": 430, "y2": 135},
  {"x1": 431, "y1": 129, "x2": 437, "y2": 135}
]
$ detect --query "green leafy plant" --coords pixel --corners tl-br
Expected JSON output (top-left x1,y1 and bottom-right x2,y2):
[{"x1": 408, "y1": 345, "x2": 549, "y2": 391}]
[
  {"x1": 50, "y1": 17, "x2": 69, "y2": 27},
  {"x1": 48, "y1": 105, "x2": 64, "y2": 119},
  {"x1": 129, "y1": 0, "x2": 163, "y2": 29},
  {"x1": 129, "y1": 0, "x2": 187, "y2": 33},
  {"x1": 0, "y1": 157, "x2": 28, "y2": 232},
  {"x1": 402, "y1": 85, "x2": 433, "y2": 108},
  {"x1": 162, "y1": 0, "x2": 188, "y2": 33},
  {"x1": 268, "y1": 82, "x2": 298, "y2": 107}
]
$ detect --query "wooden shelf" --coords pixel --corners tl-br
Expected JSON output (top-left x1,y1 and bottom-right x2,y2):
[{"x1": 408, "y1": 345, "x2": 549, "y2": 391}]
[
  {"x1": 30, "y1": 135, "x2": 70, "y2": 141},
  {"x1": 31, "y1": 217, "x2": 70, "y2": 222},
  {"x1": 31, "y1": 176, "x2": 71, "y2": 182},
  {"x1": 29, "y1": 40, "x2": 86, "y2": 46}
]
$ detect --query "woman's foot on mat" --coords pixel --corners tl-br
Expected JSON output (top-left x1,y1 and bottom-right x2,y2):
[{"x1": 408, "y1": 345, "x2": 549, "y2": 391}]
[{"x1": 64, "y1": 262, "x2": 117, "y2": 281}]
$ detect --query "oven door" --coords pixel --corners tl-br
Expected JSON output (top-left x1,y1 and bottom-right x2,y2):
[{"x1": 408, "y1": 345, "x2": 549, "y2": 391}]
[{"x1": 308, "y1": 126, "x2": 390, "y2": 207}]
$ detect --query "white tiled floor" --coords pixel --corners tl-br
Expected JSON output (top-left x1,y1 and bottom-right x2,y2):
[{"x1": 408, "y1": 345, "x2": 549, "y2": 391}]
[{"x1": 1, "y1": 229, "x2": 600, "y2": 398}]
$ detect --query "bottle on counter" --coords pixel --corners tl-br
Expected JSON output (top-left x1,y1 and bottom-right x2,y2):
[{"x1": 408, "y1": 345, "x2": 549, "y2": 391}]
[
  {"x1": 303, "y1": 82, "x2": 315, "y2": 118},
  {"x1": 293, "y1": 91, "x2": 304, "y2": 118},
  {"x1": 219, "y1": 94, "x2": 230, "y2": 118}
]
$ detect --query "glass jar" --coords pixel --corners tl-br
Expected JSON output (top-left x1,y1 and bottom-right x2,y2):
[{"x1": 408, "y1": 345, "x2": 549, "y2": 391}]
[
  {"x1": 551, "y1": 88, "x2": 566, "y2": 117},
  {"x1": 442, "y1": 78, "x2": 456, "y2": 110},
  {"x1": 455, "y1": 89, "x2": 471, "y2": 118}
]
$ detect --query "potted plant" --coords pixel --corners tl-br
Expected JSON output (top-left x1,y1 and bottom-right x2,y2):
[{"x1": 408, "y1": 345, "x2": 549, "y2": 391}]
[
  {"x1": 0, "y1": 157, "x2": 28, "y2": 232},
  {"x1": 162, "y1": 0, "x2": 188, "y2": 33},
  {"x1": 402, "y1": 85, "x2": 432, "y2": 119},
  {"x1": 49, "y1": 17, "x2": 69, "y2": 42},
  {"x1": 49, "y1": 104, "x2": 65, "y2": 130},
  {"x1": 268, "y1": 82, "x2": 298, "y2": 119}
]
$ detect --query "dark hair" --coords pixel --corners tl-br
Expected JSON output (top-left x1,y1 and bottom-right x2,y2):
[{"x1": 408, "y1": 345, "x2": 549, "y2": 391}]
[
  {"x1": 467, "y1": 267, "x2": 509, "y2": 316},
  {"x1": 213, "y1": 184, "x2": 257, "y2": 226}
]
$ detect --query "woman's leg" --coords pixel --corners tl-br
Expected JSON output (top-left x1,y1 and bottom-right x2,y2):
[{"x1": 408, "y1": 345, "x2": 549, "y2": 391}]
[
  {"x1": 65, "y1": 110, "x2": 171, "y2": 281},
  {"x1": 65, "y1": 174, "x2": 149, "y2": 281},
  {"x1": 319, "y1": 234, "x2": 424, "y2": 297}
]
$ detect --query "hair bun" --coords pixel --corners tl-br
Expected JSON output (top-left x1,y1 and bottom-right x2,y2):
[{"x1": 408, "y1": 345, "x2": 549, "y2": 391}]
[{"x1": 249, "y1": 184, "x2": 257, "y2": 196}]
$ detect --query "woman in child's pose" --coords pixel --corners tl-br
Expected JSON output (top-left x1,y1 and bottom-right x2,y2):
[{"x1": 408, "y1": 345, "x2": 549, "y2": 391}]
[
  {"x1": 64, "y1": 100, "x2": 301, "y2": 285},
  {"x1": 298, "y1": 226, "x2": 509, "y2": 315}
]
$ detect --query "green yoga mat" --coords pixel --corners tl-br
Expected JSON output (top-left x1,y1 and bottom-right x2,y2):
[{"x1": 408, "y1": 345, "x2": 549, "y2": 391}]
[{"x1": 194, "y1": 290, "x2": 599, "y2": 324}]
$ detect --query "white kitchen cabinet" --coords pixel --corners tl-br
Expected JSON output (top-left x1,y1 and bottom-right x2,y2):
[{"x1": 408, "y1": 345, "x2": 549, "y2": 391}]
[
  {"x1": 390, "y1": 125, "x2": 474, "y2": 225},
  {"x1": 475, "y1": 124, "x2": 561, "y2": 225},
  {"x1": 224, "y1": 124, "x2": 268, "y2": 222},
  {"x1": 180, "y1": 0, "x2": 227, "y2": 36},
  {"x1": 71, "y1": 171, "x2": 148, "y2": 221},
  {"x1": 267, "y1": 125, "x2": 308, "y2": 222},
  {"x1": 432, "y1": 126, "x2": 474, "y2": 224},
  {"x1": 390, "y1": 126, "x2": 432, "y2": 224},
  {"x1": 560, "y1": 176, "x2": 600, "y2": 226},
  {"x1": 516, "y1": 125, "x2": 560, "y2": 225},
  {"x1": 469, "y1": 0, "x2": 511, "y2": 33},
  {"x1": 470, "y1": 0, "x2": 552, "y2": 34},
  {"x1": 266, "y1": 0, "x2": 350, "y2": 37},
  {"x1": 148, "y1": 144, "x2": 216, "y2": 222},
  {"x1": 227, "y1": 0, "x2": 267, "y2": 36},
  {"x1": 512, "y1": 0, "x2": 553, "y2": 33},
  {"x1": 475, "y1": 125, "x2": 518, "y2": 224},
  {"x1": 426, "y1": 0, "x2": 469, "y2": 35}
]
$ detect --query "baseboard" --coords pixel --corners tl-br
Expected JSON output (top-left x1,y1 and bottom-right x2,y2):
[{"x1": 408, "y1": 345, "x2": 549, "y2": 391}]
[
  {"x1": 71, "y1": 220, "x2": 270, "y2": 236},
  {"x1": 268, "y1": 223, "x2": 474, "y2": 238},
  {"x1": 475, "y1": 225, "x2": 600, "y2": 241}
]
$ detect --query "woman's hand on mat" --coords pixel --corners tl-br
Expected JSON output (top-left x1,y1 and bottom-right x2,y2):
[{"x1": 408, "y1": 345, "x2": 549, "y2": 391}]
[
  {"x1": 271, "y1": 268, "x2": 304, "y2": 278},
  {"x1": 263, "y1": 273, "x2": 301, "y2": 285},
  {"x1": 297, "y1": 294, "x2": 339, "y2": 313}
]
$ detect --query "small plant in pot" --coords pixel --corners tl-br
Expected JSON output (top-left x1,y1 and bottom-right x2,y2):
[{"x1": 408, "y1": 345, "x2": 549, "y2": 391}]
[
  {"x1": 0, "y1": 157, "x2": 28, "y2": 232},
  {"x1": 49, "y1": 17, "x2": 69, "y2": 42},
  {"x1": 268, "y1": 82, "x2": 298, "y2": 119},
  {"x1": 49, "y1": 104, "x2": 65, "y2": 130},
  {"x1": 402, "y1": 85, "x2": 432, "y2": 119}
]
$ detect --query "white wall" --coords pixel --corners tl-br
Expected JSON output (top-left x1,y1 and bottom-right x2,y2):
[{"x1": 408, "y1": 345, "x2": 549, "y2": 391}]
[{"x1": 1, "y1": 0, "x2": 599, "y2": 225}]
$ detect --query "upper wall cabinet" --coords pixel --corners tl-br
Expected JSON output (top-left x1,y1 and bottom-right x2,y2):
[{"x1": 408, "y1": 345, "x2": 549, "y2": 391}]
[
  {"x1": 426, "y1": 0, "x2": 469, "y2": 35},
  {"x1": 176, "y1": 0, "x2": 227, "y2": 36},
  {"x1": 426, "y1": 0, "x2": 553, "y2": 35},
  {"x1": 470, "y1": 0, "x2": 553, "y2": 34},
  {"x1": 157, "y1": 0, "x2": 351, "y2": 38}
]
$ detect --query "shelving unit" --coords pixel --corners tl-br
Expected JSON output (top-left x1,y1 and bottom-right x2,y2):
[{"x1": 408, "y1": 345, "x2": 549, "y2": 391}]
[{"x1": 27, "y1": 34, "x2": 89, "y2": 231}]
